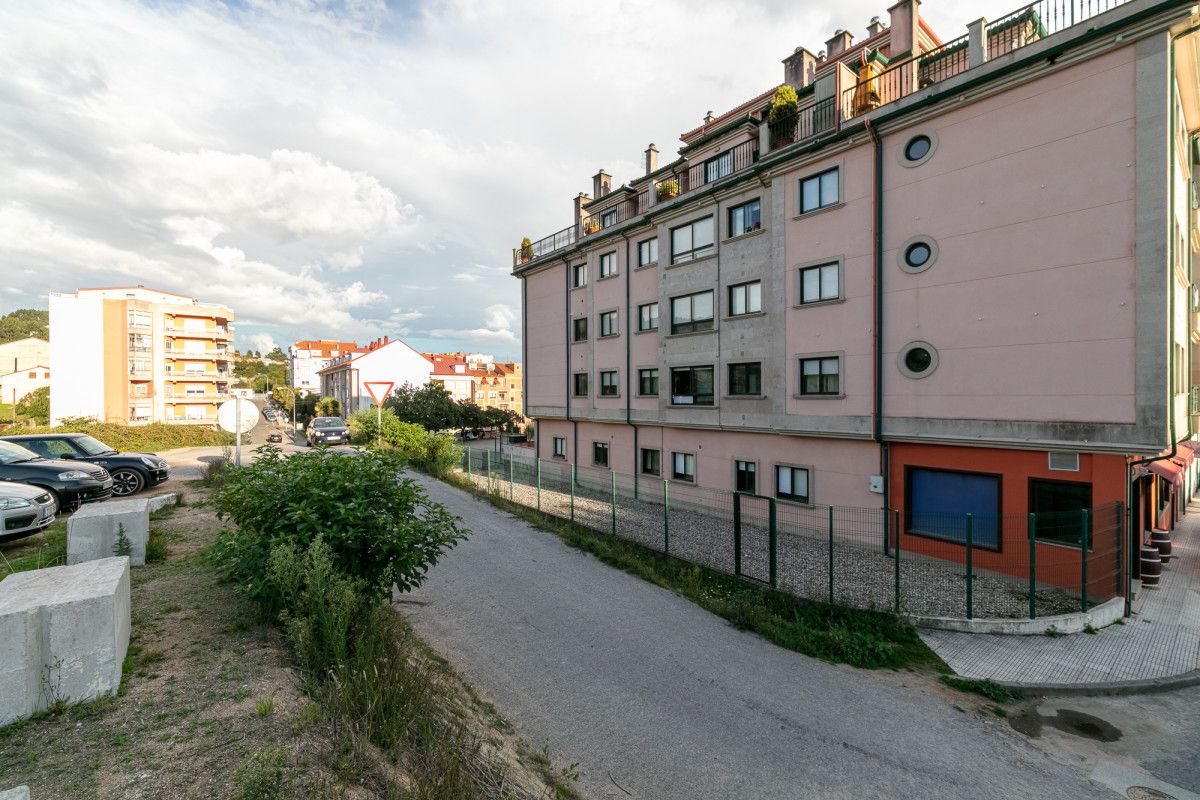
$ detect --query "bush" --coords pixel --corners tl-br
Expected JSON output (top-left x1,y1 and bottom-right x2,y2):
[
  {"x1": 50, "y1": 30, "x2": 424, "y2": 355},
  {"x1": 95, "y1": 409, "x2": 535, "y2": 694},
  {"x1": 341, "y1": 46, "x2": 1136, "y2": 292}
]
[
  {"x1": 313, "y1": 396, "x2": 340, "y2": 417},
  {"x1": 15, "y1": 386, "x2": 49, "y2": 424},
  {"x1": 17, "y1": 419, "x2": 232, "y2": 452},
  {"x1": 348, "y1": 407, "x2": 462, "y2": 476},
  {"x1": 768, "y1": 84, "x2": 799, "y2": 123},
  {"x1": 209, "y1": 445, "x2": 466, "y2": 609}
]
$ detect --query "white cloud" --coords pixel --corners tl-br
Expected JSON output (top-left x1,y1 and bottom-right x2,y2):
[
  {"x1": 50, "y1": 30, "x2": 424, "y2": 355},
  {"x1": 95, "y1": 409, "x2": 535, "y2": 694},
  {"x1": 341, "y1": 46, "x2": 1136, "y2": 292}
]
[
  {"x1": 246, "y1": 333, "x2": 277, "y2": 354},
  {"x1": 429, "y1": 303, "x2": 518, "y2": 345}
]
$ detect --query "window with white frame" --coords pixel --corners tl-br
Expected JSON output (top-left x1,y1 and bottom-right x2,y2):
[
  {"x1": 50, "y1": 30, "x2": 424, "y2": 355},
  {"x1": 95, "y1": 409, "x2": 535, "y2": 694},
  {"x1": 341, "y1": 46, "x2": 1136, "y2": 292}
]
[
  {"x1": 638, "y1": 238, "x2": 658, "y2": 266},
  {"x1": 670, "y1": 217, "x2": 715, "y2": 263},
  {"x1": 728, "y1": 280, "x2": 762, "y2": 316},
  {"x1": 799, "y1": 167, "x2": 839, "y2": 214},
  {"x1": 599, "y1": 251, "x2": 617, "y2": 278},
  {"x1": 776, "y1": 465, "x2": 810, "y2": 503},
  {"x1": 599, "y1": 370, "x2": 618, "y2": 396},
  {"x1": 672, "y1": 452, "x2": 696, "y2": 482},
  {"x1": 799, "y1": 262, "x2": 839, "y2": 304},
  {"x1": 728, "y1": 199, "x2": 761, "y2": 237},
  {"x1": 599, "y1": 310, "x2": 618, "y2": 337},
  {"x1": 799, "y1": 356, "x2": 840, "y2": 395},
  {"x1": 638, "y1": 302, "x2": 659, "y2": 331},
  {"x1": 670, "y1": 290, "x2": 714, "y2": 334}
]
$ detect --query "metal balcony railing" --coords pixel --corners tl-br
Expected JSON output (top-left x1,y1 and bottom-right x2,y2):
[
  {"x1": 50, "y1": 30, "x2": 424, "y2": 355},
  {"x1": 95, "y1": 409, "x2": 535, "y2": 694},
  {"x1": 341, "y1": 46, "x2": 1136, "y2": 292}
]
[
  {"x1": 766, "y1": 97, "x2": 837, "y2": 149},
  {"x1": 654, "y1": 139, "x2": 758, "y2": 203}
]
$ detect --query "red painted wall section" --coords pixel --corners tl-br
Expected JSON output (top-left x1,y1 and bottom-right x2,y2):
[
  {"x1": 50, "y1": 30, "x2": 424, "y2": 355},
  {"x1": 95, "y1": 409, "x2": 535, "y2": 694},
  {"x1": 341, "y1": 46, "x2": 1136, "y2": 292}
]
[{"x1": 888, "y1": 443, "x2": 1126, "y2": 593}]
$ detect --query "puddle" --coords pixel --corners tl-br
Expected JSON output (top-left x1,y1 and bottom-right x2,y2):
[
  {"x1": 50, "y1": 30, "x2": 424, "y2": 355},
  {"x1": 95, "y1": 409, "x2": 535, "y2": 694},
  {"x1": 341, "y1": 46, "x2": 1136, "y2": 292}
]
[{"x1": 1009, "y1": 708, "x2": 1122, "y2": 742}]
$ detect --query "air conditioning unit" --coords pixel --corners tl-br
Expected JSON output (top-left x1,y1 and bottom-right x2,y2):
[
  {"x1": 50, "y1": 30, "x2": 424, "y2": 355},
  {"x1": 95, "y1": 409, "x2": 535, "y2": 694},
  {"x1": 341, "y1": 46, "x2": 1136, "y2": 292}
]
[{"x1": 1048, "y1": 451, "x2": 1080, "y2": 472}]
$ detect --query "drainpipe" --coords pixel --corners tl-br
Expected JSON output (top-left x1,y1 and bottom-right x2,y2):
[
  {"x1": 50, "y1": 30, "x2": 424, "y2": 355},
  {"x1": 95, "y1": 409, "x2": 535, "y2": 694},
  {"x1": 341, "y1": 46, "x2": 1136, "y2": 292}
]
[
  {"x1": 621, "y1": 232, "x2": 638, "y2": 491},
  {"x1": 562, "y1": 256, "x2": 578, "y2": 465},
  {"x1": 866, "y1": 117, "x2": 889, "y2": 514}
]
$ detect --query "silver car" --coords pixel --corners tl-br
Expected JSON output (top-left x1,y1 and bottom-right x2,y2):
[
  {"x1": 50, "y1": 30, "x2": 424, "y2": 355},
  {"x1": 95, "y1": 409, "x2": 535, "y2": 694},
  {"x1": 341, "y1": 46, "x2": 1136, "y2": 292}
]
[{"x1": 0, "y1": 480, "x2": 58, "y2": 542}]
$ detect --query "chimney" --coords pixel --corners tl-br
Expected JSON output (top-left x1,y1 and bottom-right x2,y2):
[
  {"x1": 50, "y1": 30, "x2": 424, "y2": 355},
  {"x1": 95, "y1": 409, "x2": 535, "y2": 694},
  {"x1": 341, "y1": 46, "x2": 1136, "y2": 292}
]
[
  {"x1": 825, "y1": 28, "x2": 853, "y2": 58},
  {"x1": 383, "y1": 335, "x2": 389, "y2": 344},
  {"x1": 592, "y1": 169, "x2": 612, "y2": 198},
  {"x1": 817, "y1": 49, "x2": 827, "y2": 62},
  {"x1": 887, "y1": 0, "x2": 919, "y2": 56},
  {"x1": 574, "y1": 191, "x2": 590, "y2": 223},
  {"x1": 866, "y1": 15, "x2": 885, "y2": 37},
  {"x1": 644, "y1": 143, "x2": 659, "y2": 175},
  {"x1": 782, "y1": 47, "x2": 818, "y2": 89}
]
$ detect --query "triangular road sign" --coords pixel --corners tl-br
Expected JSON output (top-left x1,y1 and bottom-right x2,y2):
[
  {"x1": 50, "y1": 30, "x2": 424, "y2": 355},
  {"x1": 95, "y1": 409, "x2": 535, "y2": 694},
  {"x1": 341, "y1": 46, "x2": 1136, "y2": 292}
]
[{"x1": 364, "y1": 381, "x2": 394, "y2": 408}]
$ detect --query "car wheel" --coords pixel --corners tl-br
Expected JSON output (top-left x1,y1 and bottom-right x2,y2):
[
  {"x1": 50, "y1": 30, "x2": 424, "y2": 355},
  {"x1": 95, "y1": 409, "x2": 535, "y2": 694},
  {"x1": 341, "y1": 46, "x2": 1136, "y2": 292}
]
[{"x1": 110, "y1": 468, "x2": 145, "y2": 497}]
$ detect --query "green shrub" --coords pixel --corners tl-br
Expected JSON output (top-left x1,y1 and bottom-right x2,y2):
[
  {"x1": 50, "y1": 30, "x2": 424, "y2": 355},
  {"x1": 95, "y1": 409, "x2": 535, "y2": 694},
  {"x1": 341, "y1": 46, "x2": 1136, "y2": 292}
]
[
  {"x1": 209, "y1": 445, "x2": 466, "y2": 609},
  {"x1": 768, "y1": 84, "x2": 799, "y2": 123},
  {"x1": 16, "y1": 387, "x2": 49, "y2": 425},
  {"x1": 16, "y1": 419, "x2": 232, "y2": 452},
  {"x1": 348, "y1": 407, "x2": 462, "y2": 476}
]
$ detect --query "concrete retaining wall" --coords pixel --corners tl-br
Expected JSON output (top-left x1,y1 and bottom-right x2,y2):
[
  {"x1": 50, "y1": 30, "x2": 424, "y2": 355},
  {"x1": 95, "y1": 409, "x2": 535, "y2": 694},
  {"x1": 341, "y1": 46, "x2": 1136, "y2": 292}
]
[
  {"x1": 145, "y1": 493, "x2": 178, "y2": 514},
  {"x1": 909, "y1": 596, "x2": 1126, "y2": 635},
  {"x1": 67, "y1": 499, "x2": 150, "y2": 566},
  {"x1": 0, "y1": 557, "x2": 131, "y2": 727},
  {"x1": 0, "y1": 786, "x2": 30, "y2": 800}
]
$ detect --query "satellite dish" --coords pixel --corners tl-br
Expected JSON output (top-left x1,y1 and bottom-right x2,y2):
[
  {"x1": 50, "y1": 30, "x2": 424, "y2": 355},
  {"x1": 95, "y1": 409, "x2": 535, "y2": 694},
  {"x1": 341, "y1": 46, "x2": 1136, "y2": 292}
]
[{"x1": 217, "y1": 398, "x2": 259, "y2": 434}]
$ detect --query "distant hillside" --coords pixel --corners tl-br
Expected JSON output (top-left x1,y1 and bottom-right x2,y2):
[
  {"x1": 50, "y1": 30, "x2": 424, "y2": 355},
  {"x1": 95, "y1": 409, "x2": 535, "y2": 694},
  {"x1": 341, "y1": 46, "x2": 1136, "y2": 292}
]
[{"x1": 0, "y1": 308, "x2": 49, "y2": 343}]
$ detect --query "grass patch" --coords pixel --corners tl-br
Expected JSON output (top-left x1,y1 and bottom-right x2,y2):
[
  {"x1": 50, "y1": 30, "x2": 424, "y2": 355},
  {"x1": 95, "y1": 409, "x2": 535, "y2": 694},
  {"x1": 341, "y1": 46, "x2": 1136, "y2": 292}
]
[
  {"x1": 442, "y1": 473, "x2": 943, "y2": 672},
  {"x1": 939, "y1": 676, "x2": 1024, "y2": 704},
  {"x1": 145, "y1": 529, "x2": 169, "y2": 564},
  {"x1": 16, "y1": 420, "x2": 232, "y2": 452},
  {"x1": 0, "y1": 521, "x2": 67, "y2": 580}
]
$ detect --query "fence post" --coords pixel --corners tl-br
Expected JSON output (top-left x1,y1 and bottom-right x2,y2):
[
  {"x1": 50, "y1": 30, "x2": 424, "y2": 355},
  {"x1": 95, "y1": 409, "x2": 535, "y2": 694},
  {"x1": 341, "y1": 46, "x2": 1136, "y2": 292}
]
[
  {"x1": 733, "y1": 493, "x2": 742, "y2": 577},
  {"x1": 611, "y1": 470, "x2": 617, "y2": 536},
  {"x1": 1081, "y1": 508, "x2": 1089, "y2": 613},
  {"x1": 486, "y1": 450, "x2": 492, "y2": 490},
  {"x1": 570, "y1": 464, "x2": 576, "y2": 522},
  {"x1": 883, "y1": 505, "x2": 890, "y2": 557},
  {"x1": 965, "y1": 514, "x2": 974, "y2": 620},
  {"x1": 827, "y1": 506, "x2": 835, "y2": 605},
  {"x1": 508, "y1": 455, "x2": 514, "y2": 500},
  {"x1": 663, "y1": 480, "x2": 670, "y2": 555},
  {"x1": 1028, "y1": 513, "x2": 1037, "y2": 620},
  {"x1": 536, "y1": 459, "x2": 542, "y2": 512},
  {"x1": 1115, "y1": 502, "x2": 1123, "y2": 598},
  {"x1": 893, "y1": 509, "x2": 901, "y2": 614},
  {"x1": 768, "y1": 499, "x2": 778, "y2": 590}
]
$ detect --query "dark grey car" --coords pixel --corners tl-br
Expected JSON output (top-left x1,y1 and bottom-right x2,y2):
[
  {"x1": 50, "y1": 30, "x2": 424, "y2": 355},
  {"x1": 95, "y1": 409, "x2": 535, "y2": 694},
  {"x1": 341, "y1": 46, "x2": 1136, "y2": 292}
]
[{"x1": 305, "y1": 416, "x2": 350, "y2": 447}]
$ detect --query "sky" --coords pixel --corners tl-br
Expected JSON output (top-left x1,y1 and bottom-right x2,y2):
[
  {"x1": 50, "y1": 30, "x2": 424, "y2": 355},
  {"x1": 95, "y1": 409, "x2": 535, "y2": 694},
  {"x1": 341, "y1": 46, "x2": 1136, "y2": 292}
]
[{"x1": 0, "y1": 0, "x2": 993, "y2": 360}]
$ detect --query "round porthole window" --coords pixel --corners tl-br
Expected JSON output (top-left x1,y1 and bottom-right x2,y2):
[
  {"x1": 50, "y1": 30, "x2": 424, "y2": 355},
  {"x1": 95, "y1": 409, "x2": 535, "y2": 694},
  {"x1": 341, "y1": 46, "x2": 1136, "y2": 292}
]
[
  {"x1": 897, "y1": 236, "x2": 938, "y2": 273},
  {"x1": 898, "y1": 341, "x2": 938, "y2": 379},
  {"x1": 898, "y1": 131, "x2": 938, "y2": 167}
]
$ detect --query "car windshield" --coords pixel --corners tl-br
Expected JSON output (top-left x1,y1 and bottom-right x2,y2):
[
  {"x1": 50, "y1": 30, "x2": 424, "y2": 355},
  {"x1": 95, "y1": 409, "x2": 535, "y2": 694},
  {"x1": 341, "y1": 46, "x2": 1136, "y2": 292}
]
[
  {"x1": 71, "y1": 435, "x2": 116, "y2": 456},
  {"x1": 313, "y1": 418, "x2": 344, "y2": 429},
  {"x1": 0, "y1": 441, "x2": 40, "y2": 465}
]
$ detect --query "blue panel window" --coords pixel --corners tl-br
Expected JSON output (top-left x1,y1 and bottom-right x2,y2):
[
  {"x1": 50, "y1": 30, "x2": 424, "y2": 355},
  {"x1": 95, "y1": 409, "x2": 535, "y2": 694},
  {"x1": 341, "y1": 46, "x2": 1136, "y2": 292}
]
[{"x1": 906, "y1": 467, "x2": 1001, "y2": 549}]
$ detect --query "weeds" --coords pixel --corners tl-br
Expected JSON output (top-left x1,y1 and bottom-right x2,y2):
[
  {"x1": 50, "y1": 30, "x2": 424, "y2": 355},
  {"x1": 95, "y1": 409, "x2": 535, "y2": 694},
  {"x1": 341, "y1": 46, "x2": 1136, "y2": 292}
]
[
  {"x1": 0, "y1": 521, "x2": 67, "y2": 580},
  {"x1": 939, "y1": 676, "x2": 1024, "y2": 704},
  {"x1": 233, "y1": 747, "x2": 296, "y2": 800},
  {"x1": 254, "y1": 698, "x2": 275, "y2": 717},
  {"x1": 145, "y1": 530, "x2": 168, "y2": 563}
]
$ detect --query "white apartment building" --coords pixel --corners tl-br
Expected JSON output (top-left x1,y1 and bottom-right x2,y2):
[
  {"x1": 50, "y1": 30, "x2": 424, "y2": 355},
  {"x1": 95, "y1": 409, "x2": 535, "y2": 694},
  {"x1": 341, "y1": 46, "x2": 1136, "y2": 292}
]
[
  {"x1": 318, "y1": 336, "x2": 432, "y2": 415},
  {"x1": 288, "y1": 339, "x2": 363, "y2": 395}
]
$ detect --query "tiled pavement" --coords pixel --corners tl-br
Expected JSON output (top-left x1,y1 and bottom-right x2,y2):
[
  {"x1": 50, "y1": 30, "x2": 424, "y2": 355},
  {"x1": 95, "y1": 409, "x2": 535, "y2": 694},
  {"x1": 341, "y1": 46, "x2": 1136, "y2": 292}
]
[{"x1": 920, "y1": 500, "x2": 1200, "y2": 688}]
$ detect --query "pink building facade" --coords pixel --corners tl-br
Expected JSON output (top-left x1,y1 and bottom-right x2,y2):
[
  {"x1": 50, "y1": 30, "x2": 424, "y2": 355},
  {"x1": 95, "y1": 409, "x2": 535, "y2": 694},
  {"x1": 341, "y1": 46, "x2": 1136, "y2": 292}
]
[{"x1": 515, "y1": 0, "x2": 1200, "y2": 572}]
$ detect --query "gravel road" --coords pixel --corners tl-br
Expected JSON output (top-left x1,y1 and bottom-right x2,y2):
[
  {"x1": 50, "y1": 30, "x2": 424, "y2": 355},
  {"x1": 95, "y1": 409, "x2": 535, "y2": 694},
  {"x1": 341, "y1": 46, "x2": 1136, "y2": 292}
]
[{"x1": 403, "y1": 473, "x2": 1114, "y2": 800}]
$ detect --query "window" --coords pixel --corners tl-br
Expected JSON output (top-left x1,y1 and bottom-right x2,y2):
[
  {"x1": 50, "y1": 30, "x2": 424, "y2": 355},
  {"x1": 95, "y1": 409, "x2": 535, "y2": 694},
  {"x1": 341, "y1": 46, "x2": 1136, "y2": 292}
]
[
  {"x1": 902, "y1": 134, "x2": 934, "y2": 164},
  {"x1": 704, "y1": 150, "x2": 733, "y2": 183},
  {"x1": 906, "y1": 468, "x2": 1000, "y2": 548},
  {"x1": 799, "y1": 262, "x2": 839, "y2": 304},
  {"x1": 599, "y1": 310, "x2": 618, "y2": 337},
  {"x1": 735, "y1": 460, "x2": 757, "y2": 493},
  {"x1": 638, "y1": 238, "x2": 658, "y2": 266},
  {"x1": 898, "y1": 341, "x2": 938, "y2": 379},
  {"x1": 670, "y1": 217, "x2": 714, "y2": 263},
  {"x1": 638, "y1": 368, "x2": 659, "y2": 396},
  {"x1": 640, "y1": 448, "x2": 660, "y2": 476},
  {"x1": 672, "y1": 452, "x2": 695, "y2": 482},
  {"x1": 573, "y1": 373, "x2": 588, "y2": 396},
  {"x1": 572, "y1": 318, "x2": 588, "y2": 342},
  {"x1": 799, "y1": 167, "x2": 839, "y2": 214},
  {"x1": 601, "y1": 210, "x2": 618, "y2": 228},
  {"x1": 775, "y1": 465, "x2": 810, "y2": 503},
  {"x1": 728, "y1": 281, "x2": 762, "y2": 316},
  {"x1": 670, "y1": 366, "x2": 714, "y2": 405},
  {"x1": 553, "y1": 437, "x2": 567, "y2": 458},
  {"x1": 670, "y1": 290, "x2": 715, "y2": 334},
  {"x1": 728, "y1": 363, "x2": 761, "y2": 396},
  {"x1": 728, "y1": 199, "x2": 761, "y2": 237},
  {"x1": 799, "y1": 356, "x2": 840, "y2": 395},
  {"x1": 904, "y1": 242, "x2": 932, "y2": 269},
  {"x1": 1030, "y1": 479, "x2": 1092, "y2": 548},
  {"x1": 599, "y1": 370, "x2": 618, "y2": 396},
  {"x1": 593, "y1": 441, "x2": 609, "y2": 467},
  {"x1": 599, "y1": 252, "x2": 617, "y2": 278},
  {"x1": 573, "y1": 262, "x2": 588, "y2": 288},
  {"x1": 638, "y1": 302, "x2": 659, "y2": 331}
]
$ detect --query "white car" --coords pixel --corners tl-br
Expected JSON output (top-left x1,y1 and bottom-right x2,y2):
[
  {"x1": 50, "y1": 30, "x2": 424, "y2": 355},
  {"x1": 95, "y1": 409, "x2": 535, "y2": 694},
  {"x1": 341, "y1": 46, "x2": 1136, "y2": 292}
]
[{"x1": 0, "y1": 480, "x2": 57, "y2": 543}]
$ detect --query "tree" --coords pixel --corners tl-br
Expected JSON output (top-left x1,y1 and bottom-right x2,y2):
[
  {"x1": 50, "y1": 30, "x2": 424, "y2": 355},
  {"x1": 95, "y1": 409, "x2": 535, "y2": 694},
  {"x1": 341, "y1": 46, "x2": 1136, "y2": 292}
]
[
  {"x1": 0, "y1": 309, "x2": 49, "y2": 343},
  {"x1": 266, "y1": 346, "x2": 287, "y2": 363},
  {"x1": 385, "y1": 382, "x2": 461, "y2": 432},
  {"x1": 455, "y1": 401, "x2": 486, "y2": 433},
  {"x1": 16, "y1": 386, "x2": 49, "y2": 424},
  {"x1": 314, "y1": 396, "x2": 340, "y2": 417},
  {"x1": 481, "y1": 406, "x2": 518, "y2": 432}
]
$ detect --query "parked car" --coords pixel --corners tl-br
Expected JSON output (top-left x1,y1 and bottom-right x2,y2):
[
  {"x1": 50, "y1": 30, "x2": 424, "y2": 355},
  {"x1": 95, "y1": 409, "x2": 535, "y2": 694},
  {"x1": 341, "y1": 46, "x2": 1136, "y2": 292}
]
[
  {"x1": 306, "y1": 416, "x2": 350, "y2": 447},
  {"x1": 0, "y1": 440, "x2": 113, "y2": 511},
  {"x1": 0, "y1": 480, "x2": 57, "y2": 543},
  {"x1": 3, "y1": 433, "x2": 168, "y2": 498},
  {"x1": 265, "y1": 431, "x2": 283, "y2": 443}
]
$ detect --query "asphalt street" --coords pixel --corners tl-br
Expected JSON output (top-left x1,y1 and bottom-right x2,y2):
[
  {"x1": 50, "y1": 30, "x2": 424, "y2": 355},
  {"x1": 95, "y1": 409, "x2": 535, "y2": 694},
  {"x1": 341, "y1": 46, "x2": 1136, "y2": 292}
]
[{"x1": 403, "y1": 473, "x2": 1117, "y2": 800}]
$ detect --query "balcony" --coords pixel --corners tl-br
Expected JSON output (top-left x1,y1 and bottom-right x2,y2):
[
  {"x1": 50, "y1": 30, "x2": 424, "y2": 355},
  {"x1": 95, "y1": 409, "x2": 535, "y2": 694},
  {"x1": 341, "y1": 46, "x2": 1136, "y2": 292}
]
[
  {"x1": 766, "y1": 97, "x2": 836, "y2": 150},
  {"x1": 165, "y1": 324, "x2": 233, "y2": 339}
]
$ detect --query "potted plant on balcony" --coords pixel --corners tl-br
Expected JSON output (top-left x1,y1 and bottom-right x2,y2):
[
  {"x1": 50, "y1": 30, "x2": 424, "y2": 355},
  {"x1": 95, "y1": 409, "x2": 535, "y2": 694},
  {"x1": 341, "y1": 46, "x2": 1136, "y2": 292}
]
[
  {"x1": 583, "y1": 218, "x2": 601, "y2": 235},
  {"x1": 519, "y1": 237, "x2": 533, "y2": 262},
  {"x1": 656, "y1": 179, "x2": 680, "y2": 201},
  {"x1": 768, "y1": 84, "x2": 799, "y2": 148}
]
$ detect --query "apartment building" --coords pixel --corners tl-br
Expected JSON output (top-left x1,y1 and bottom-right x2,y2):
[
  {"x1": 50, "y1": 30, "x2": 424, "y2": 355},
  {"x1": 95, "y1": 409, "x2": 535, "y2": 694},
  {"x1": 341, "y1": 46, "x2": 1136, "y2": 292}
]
[
  {"x1": 515, "y1": 0, "x2": 1200, "y2": 575},
  {"x1": 49, "y1": 286, "x2": 235, "y2": 425},
  {"x1": 317, "y1": 336, "x2": 433, "y2": 415},
  {"x1": 428, "y1": 353, "x2": 526, "y2": 418},
  {"x1": 288, "y1": 339, "x2": 363, "y2": 395},
  {"x1": 0, "y1": 337, "x2": 50, "y2": 404}
]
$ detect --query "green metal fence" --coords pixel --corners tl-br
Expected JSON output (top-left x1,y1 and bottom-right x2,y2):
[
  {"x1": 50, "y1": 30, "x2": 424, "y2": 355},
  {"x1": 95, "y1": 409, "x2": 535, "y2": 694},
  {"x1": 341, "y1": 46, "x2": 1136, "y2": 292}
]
[{"x1": 459, "y1": 450, "x2": 1124, "y2": 621}]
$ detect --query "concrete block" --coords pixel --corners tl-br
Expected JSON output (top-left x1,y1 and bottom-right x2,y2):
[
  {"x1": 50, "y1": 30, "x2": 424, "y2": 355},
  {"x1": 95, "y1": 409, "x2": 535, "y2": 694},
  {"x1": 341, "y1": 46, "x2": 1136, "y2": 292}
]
[
  {"x1": 0, "y1": 787, "x2": 30, "y2": 800},
  {"x1": 67, "y1": 499, "x2": 150, "y2": 566},
  {"x1": 145, "y1": 493, "x2": 178, "y2": 514},
  {"x1": 0, "y1": 558, "x2": 130, "y2": 728}
]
